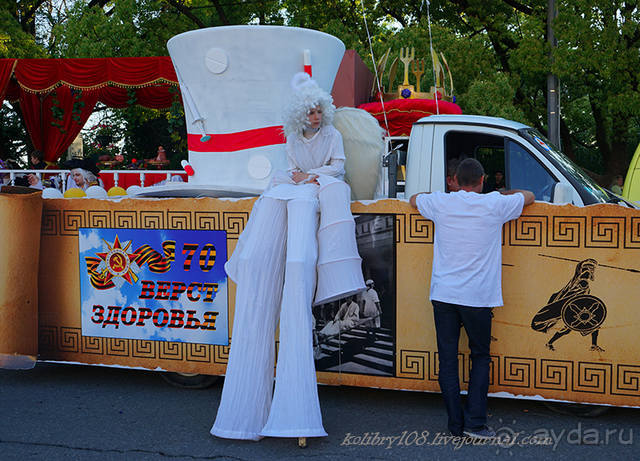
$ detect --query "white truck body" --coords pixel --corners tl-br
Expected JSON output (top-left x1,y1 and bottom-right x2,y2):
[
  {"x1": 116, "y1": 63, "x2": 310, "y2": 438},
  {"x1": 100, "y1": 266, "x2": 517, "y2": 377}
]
[{"x1": 383, "y1": 114, "x2": 622, "y2": 207}]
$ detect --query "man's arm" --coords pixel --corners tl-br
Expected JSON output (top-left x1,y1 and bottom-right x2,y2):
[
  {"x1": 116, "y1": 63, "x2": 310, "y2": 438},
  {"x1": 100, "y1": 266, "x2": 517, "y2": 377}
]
[
  {"x1": 409, "y1": 192, "x2": 429, "y2": 208},
  {"x1": 501, "y1": 189, "x2": 535, "y2": 206}
]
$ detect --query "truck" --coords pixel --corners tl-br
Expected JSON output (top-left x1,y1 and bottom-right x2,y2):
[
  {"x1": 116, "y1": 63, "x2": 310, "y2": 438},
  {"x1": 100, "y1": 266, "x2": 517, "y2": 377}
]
[
  {"x1": 1, "y1": 26, "x2": 639, "y2": 413},
  {"x1": 383, "y1": 114, "x2": 628, "y2": 208}
]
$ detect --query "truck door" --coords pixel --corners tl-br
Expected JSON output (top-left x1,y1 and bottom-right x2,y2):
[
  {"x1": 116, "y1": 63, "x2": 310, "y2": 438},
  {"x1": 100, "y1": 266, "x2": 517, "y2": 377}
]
[
  {"x1": 441, "y1": 128, "x2": 577, "y2": 203},
  {"x1": 505, "y1": 138, "x2": 557, "y2": 202}
]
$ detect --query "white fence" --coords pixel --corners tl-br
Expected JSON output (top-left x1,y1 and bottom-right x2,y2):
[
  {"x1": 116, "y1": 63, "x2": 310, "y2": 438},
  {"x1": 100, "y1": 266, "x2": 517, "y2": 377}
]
[{"x1": 0, "y1": 169, "x2": 186, "y2": 191}]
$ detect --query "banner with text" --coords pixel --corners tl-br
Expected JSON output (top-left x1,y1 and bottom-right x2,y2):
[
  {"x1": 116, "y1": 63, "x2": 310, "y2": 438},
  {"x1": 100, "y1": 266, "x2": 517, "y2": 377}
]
[{"x1": 79, "y1": 228, "x2": 228, "y2": 345}]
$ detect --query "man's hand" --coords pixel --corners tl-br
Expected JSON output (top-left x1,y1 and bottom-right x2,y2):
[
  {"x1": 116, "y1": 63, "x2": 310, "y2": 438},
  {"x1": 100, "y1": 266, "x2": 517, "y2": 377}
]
[
  {"x1": 27, "y1": 174, "x2": 39, "y2": 186},
  {"x1": 409, "y1": 192, "x2": 428, "y2": 208},
  {"x1": 501, "y1": 189, "x2": 535, "y2": 206}
]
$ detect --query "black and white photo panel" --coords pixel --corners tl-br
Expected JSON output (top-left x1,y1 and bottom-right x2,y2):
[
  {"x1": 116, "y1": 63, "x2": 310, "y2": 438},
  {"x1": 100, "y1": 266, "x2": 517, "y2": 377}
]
[{"x1": 313, "y1": 214, "x2": 396, "y2": 377}]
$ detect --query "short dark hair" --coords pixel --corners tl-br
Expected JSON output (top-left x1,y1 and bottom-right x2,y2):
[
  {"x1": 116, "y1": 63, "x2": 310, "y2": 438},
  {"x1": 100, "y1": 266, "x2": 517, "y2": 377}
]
[
  {"x1": 31, "y1": 150, "x2": 44, "y2": 161},
  {"x1": 456, "y1": 158, "x2": 484, "y2": 186},
  {"x1": 447, "y1": 157, "x2": 461, "y2": 178}
]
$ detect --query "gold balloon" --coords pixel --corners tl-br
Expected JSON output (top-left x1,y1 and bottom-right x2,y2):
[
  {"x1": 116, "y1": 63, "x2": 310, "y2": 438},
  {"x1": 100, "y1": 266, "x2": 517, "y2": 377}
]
[
  {"x1": 63, "y1": 187, "x2": 87, "y2": 198},
  {"x1": 107, "y1": 186, "x2": 127, "y2": 197}
]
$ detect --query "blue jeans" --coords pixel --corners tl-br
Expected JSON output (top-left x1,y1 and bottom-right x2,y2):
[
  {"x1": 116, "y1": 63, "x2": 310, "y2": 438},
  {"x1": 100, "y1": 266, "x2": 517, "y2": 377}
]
[{"x1": 432, "y1": 300, "x2": 492, "y2": 435}]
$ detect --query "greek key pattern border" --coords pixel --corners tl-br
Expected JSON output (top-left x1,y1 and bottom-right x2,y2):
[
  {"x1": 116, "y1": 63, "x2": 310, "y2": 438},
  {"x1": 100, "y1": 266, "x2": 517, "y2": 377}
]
[
  {"x1": 38, "y1": 326, "x2": 229, "y2": 365},
  {"x1": 400, "y1": 213, "x2": 640, "y2": 248},
  {"x1": 397, "y1": 349, "x2": 640, "y2": 397},
  {"x1": 36, "y1": 329, "x2": 640, "y2": 397},
  {"x1": 42, "y1": 208, "x2": 640, "y2": 248},
  {"x1": 42, "y1": 209, "x2": 248, "y2": 238}
]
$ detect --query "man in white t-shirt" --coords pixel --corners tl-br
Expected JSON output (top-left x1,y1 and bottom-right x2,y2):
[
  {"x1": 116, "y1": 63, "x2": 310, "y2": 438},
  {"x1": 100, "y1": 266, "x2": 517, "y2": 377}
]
[{"x1": 410, "y1": 158, "x2": 534, "y2": 439}]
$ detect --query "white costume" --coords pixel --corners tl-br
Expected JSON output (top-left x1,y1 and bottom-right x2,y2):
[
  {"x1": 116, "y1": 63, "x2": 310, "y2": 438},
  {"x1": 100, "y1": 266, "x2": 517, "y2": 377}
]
[
  {"x1": 362, "y1": 287, "x2": 381, "y2": 328},
  {"x1": 319, "y1": 299, "x2": 360, "y2": 336},
  {"x1": 66, "y1": 168, "x2": 103, "y2": 191},
  {"x1": 211, "y1": 73, "x2": 365, "y2": 441}
]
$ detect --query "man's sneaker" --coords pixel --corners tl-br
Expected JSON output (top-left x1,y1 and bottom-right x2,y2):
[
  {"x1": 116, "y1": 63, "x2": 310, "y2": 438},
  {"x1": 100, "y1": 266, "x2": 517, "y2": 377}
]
[{"x1": 463, "y1": 427, "x2": 496, "y2": 439}]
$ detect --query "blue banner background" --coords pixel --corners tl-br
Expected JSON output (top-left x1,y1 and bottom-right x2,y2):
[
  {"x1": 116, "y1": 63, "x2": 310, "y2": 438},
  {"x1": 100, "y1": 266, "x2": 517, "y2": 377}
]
[{"x1": 79, "y1": 228, "x2": 229, "y2": 345}]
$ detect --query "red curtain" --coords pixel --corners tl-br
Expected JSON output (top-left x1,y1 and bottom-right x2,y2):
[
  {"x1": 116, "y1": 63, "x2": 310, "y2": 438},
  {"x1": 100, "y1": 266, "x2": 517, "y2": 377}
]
[
  {"x1": 19, "y1": 86, "x2": 99, "y2": 163},
  {"x1": 2, "y1": 57, "x2": 181, "y2": 163},
  {"x1": 0, "y1": 59, "x2": 16, "y2": 105},
  {"x1": 13, "y1": 57, "x2": 177, "y2": 92},
  {"x1": 96, "y1": 85, "x2": 179, "y2": 109}
]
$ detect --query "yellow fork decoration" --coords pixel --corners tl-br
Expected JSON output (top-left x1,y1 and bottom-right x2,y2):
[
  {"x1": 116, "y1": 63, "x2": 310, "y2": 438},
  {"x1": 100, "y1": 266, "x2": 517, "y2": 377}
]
[
  {"x1": 411, "y1": 58, "x2": 425, "y2": 93},
  {"x1": 399, "y1": 47, "x2": 414, "y2": 86}
]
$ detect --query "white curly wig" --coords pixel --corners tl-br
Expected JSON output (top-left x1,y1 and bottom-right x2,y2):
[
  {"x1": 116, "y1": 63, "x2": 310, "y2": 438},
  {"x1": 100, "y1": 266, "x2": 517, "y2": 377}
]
[{"x1": 282, "y1": 72, "x2": 335, "y2": 138}]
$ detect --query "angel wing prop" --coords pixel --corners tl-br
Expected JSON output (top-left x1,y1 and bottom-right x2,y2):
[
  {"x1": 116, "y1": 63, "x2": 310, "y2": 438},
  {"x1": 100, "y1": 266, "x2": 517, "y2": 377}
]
[{"x1": 333, "y1": 107, "x2": 385, "y2": 200}]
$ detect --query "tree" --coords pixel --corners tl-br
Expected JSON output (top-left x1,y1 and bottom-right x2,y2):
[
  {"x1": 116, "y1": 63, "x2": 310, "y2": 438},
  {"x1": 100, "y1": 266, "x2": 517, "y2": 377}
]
[
  {"x1": 553, "y1": 0, "x2": 640, "y2": 181},
  {"x1": 52, "y1": 0, "x2": 287, "y2": 57},
  {"x1": 11, "y1": 0, "x2": 640, "y2": 182},
  {"x1": 376, "y1": 0, "x2": 640, "y2": 181},
  {"x1": 51, "y1": 1, "x2": 196, "y2": 165},
  {"x1": 0, "y1": 1, "x2": 52, "y2": 162}
]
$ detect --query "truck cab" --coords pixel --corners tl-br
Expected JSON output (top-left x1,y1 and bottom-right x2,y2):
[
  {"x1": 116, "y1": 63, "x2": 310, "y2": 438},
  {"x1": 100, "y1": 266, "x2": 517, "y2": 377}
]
[{"x1": 387, "y1": 115, "x2": 619, "y2": 206}]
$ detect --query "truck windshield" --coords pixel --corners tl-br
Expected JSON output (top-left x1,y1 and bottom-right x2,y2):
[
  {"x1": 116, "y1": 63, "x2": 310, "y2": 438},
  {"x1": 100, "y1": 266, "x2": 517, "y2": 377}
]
[{"x1": 521, "y1": 129, "x2": 611, "y2": 204}]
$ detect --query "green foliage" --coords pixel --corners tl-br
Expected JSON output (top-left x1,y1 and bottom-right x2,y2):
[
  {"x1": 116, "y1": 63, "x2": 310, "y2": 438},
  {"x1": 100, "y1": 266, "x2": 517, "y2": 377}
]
[
  {"x1": 82, "y1": 118, "x2": 122, "y2": 160},
  {"x1": 551, "y1": 0, "x2": 640, "y2": 177},
  {"x1": 118, "y1": 102, "x2": 186, "y2": 169},
  {"x1": 460, "y1": 73, "x2": 528, "y2": 123},
  {"x1": 79, "y1": 100, "x2": 186, "y2": 170},
  {"x1": 0, "y1": 102, "x2": 31, "y2": 163},
  {"x1": 52, "y1": 0, "x2": 188, "y2": 57},
  {"x1": 50, "y1": 94, "x2": 66, "y2": 134},
  {"x1": 0, "y1": 1, "x2": 48, "y2": 58},
  {"x1": 561, "y1": 94, "x2": 601, "y2": 173},
  {"x1": 51, "y1": 0, "x2": 289, "y2": 58},
  {"x1": 370, "y1": 21, "x2": 498, "y2": 101},
  {"x1": 6, "y1": 0, "x2": 640, "y2": 180}
]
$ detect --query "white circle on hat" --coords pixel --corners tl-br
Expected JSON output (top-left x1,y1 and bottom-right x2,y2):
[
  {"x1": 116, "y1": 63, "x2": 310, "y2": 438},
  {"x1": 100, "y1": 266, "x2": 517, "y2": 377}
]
[
  {"x1": 205, "y1": 48, "x2": 228, "y2": 74},
  {"x1": 247, "y1": 155, "x2": 272, "y2": 179}
]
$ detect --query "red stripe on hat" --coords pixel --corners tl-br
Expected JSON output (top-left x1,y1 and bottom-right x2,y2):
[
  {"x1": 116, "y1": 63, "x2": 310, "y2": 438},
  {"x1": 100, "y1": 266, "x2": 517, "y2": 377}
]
[{"x1": 187, "y1": 126, "x2": 286, "y2": 153}]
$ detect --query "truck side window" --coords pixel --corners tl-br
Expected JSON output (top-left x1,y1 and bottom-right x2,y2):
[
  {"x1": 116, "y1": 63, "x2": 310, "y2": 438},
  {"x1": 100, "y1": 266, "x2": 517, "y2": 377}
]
[
  {"x1": 444, "y1": 131, "x2": 505, "y2": 192},
  {"x1": 506, "y1": 139, "x2": 557, "y2": 202}
]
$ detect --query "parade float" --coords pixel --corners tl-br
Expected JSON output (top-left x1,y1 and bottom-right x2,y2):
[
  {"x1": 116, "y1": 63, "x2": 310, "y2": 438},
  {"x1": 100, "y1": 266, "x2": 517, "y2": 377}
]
[{"x1": 1, "y1": 25, "x2": 639, "y2": 412}]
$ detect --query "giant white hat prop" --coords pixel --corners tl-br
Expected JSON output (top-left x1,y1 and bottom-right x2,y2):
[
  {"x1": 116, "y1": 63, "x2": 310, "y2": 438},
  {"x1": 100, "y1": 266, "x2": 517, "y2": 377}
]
[{"x1": 167, "y1": 25, "x2": 345, "y2": 195}]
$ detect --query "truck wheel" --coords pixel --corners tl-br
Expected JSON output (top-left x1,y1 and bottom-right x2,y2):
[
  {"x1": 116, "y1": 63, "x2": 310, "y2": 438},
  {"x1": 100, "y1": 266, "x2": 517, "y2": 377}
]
[
  {"x1": 161, "y1": 372, "x2": 220, "y2": 389},
  {"x1": 543, "y1": 401, "x2": 610, "y2": 417}
]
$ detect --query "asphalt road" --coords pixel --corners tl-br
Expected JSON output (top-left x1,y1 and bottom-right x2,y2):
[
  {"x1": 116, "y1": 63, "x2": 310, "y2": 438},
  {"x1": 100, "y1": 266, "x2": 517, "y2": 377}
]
[{"x1": 1, "y1": 363, "x2": 638, "y2": 460}]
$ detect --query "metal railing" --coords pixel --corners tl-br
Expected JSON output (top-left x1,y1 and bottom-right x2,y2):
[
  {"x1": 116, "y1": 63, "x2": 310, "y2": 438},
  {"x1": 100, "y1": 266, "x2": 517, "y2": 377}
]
[
  {"x1": 381, "y1": 136, "x2": 409, "y2": 199},
  {"x1": 0, "y1": 169, "x2": 185, "y2": 191}
]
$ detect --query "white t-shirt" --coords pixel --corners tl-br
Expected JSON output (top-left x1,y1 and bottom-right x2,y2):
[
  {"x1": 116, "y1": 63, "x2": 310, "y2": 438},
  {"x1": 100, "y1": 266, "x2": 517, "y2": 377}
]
[{"x1": 416, "y1": 190, "x2": 525, "y2": 307}]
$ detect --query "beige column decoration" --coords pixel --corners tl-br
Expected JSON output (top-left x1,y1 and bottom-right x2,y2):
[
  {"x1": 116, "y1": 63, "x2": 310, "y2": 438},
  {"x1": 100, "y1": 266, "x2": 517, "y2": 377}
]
[{"x1": 0, "y1": 187, "x2": 43, "y2": 369}]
